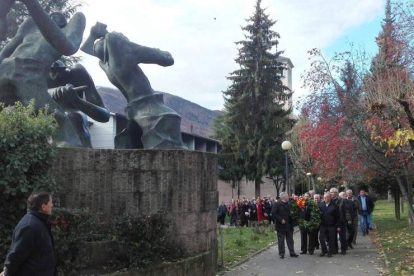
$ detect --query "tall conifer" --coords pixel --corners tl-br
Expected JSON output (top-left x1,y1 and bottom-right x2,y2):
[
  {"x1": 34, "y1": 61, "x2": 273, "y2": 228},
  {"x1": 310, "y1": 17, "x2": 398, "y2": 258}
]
[{"x1": 214, "y1": 0, "x2": 294, "y2": 198}]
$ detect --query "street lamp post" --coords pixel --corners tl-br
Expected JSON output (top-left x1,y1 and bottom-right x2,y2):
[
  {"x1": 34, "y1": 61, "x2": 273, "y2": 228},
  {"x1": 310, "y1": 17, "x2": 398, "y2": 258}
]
[
  {"x1": 306, "y1": 172, "x2": 312, "y2": 192},
  {"x1": 281, "y1": 141, "x2": 292, "y2": 195}
]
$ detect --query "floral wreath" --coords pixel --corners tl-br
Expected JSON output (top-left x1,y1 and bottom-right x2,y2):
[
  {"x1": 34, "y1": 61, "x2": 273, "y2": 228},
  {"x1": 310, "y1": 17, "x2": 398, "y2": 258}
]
[{"x1": 290, "y1": 197, "x2": 321, "y2": 231}]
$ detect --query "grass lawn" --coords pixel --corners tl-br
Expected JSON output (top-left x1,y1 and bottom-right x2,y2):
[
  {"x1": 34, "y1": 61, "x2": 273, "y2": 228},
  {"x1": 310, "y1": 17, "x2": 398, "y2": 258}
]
[
  {"x1": 374, "y1": 200, "x2": 414, "y2": 276},
  {"x1": 217, "y1": 223, "x2": 276, "y2": 269}
]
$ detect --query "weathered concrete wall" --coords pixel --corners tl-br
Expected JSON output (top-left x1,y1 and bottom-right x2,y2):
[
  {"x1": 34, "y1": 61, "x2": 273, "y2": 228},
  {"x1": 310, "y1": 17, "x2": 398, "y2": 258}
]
[
  {"x1": 218, "y1": 177, "x2": 280, "y2": 203},
  {"x1": 52, "y1": 148, "x2": 217, "y2": 273}
]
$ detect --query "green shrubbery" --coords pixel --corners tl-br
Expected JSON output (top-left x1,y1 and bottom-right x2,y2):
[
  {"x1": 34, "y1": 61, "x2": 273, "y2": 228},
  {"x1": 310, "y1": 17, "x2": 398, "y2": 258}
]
[
  {"x1": 0, "y1": 101, "x2": 58, "y2": 270},
  {"x1": 51, "y1": 208, "x2": 98, "y2": 275}
]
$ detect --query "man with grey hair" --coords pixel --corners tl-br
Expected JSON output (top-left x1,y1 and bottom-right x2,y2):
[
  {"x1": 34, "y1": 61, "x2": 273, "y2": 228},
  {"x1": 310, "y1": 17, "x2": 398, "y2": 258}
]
[
  {"x1": 319, "y1": 193, "x2": 341, "y2": 257},
  {"x1": 272, "y1": 192, "x2": 298, "y2": 259},
  {"x1": 309, "y1": 190, "x2": 315, "y2": 199}
]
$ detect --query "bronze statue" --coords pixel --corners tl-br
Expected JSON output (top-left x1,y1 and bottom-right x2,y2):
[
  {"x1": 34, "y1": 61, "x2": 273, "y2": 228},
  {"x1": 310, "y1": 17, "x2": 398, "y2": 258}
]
[
  {"x1": 0, "y1": 0, "x2": 86, "y2": 146},
  {"x1": 48, "y1": 61, "x2": 110, "y2": 147},
  {"x1": 81, "y1": 23, "x2": 186, "y2": 150}
]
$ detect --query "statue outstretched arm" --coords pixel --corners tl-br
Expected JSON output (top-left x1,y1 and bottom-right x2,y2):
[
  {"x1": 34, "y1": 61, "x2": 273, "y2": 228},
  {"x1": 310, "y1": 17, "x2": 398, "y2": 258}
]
[
  {"x1": 18, "y1": 0, "x2": 85, "y2": 56},
  {"x1": 128, "y1": 42, "x2": 174, "y2": 67},
  {"x1": 50, "y1": 84, "x2": 110, "y2": 123},
  {"x1": 104, "y1": 32, "x2": 174, "y2": 67},
  {"x1": 70, "y1": 64, "x2": 110, "y2": 122},
  {"x1": 80, "y1": 22, "x2": 108, "y2": 58}
]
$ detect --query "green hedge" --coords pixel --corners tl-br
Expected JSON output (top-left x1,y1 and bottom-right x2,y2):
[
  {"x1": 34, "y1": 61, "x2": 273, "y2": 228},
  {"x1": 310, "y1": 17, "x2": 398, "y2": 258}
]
[{"x1": 0, "y1": 101, "x2": 58, "y2": 270}]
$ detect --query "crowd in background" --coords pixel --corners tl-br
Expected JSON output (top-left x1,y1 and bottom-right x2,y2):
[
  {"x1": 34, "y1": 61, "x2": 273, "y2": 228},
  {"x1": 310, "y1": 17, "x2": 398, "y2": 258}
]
[
  {"x1": 217, "y1": 195, "x2": 276, "y2": 227},
  {"x1": 217, "y1": 188, "x2": 375, "y2": 258}
]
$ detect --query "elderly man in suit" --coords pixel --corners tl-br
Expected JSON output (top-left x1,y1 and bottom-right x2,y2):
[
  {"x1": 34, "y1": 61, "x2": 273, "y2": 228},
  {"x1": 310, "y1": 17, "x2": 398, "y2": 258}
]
[{"x1": 272, "y1": 192, "x2": 299, "y2": 259}]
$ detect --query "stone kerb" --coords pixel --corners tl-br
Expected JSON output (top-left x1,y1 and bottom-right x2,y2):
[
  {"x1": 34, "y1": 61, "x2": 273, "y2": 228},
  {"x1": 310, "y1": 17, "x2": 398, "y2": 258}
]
[{"x1": 52, "y1": 148, "x2": 218, "y2": 261}]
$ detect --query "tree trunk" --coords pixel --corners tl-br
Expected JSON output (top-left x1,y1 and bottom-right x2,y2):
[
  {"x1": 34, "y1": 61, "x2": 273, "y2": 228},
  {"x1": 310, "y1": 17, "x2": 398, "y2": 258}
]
[
  {"x1": 396, "y1": 175, "x2": 414, "y2": 227},
  {"x1": 311, "y1": 176, "x2": 316, "y2": 191},
  {"x1": 255, "y1": 179, "x2": 261, "y2": 199},
  {"x1": 394, "y1": 185, "x2": 401, "y2": 221},
  {"x1": 388, "y1": 189, "x2": 393, "y2": 203}
]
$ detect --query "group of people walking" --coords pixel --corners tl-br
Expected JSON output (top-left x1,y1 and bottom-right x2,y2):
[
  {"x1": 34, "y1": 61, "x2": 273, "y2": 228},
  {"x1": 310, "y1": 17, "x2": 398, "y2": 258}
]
[
  {"x1": 219, "y1": 188, "x2": 375, "y2": 259},
  {"x1": 273, "y1": 188, "x2": 374, "y2": 258}
]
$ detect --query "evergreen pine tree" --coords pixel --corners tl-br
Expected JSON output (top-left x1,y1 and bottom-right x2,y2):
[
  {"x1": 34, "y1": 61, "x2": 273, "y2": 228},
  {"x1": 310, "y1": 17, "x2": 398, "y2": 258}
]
[{"x1": 214, "y1": 0, "x2": 294, "y2": 198}]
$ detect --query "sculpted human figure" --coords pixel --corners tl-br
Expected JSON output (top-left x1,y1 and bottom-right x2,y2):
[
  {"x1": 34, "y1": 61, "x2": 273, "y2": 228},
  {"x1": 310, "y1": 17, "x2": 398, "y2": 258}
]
[
  {"x1": 48, "y1": 61, "x2": 110, "y2": 147},
  {"x1": 0, "y1": 0, "x2": 86, "y2": 146},
  {"x1": 81, "y1": 22, "x2": 186, "y2": 150}
]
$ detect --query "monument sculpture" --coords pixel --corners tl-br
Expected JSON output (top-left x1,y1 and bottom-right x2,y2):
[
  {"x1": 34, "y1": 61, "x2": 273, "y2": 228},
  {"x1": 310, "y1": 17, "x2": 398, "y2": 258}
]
[
  {"x1": 48, "y1": 61, "x2": 110, "y2": 147},
  {"x1": 81, "y1": 23, "x2": 187, "y2": 150},
  {"x1": 0, "y1": 0, "x2": 187, "y2": 150},
  {"x1": 0, "y1": 0, "x2": 85, "y2": 146}
]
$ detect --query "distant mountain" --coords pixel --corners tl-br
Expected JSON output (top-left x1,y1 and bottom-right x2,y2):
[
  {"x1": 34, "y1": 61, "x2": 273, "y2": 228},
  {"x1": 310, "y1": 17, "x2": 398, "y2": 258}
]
[{"x1": 96, "y1": 87, "x2": 222, "y2": 138}]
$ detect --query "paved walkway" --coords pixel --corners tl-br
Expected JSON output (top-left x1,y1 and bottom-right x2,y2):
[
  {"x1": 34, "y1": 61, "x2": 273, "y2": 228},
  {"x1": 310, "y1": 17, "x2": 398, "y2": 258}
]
[{"x1": 223, "y1": 229, "x2": 384, "y2": 276}]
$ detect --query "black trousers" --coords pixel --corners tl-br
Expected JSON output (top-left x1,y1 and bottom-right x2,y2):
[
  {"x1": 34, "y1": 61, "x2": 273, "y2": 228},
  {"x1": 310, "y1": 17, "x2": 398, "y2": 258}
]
[
  {"x1": 218, "y1": 213, "x2": 226, "y2": 225},
  {"x1": 277, "y1": 228, "x2": 295, "y2": 256},
  {"x1": 347, "y1": 221, "x2": 356, "y2": 245},
  {"x1": 332, "y1": 225, "x2": 347, "y2": 253},
  {"x1": 319, "y1": 226, "x2": 336, "y2": 254},
  {"x1": 302, "y1": 228, "x2": 318, "y2": 253},
  {"x1": 300, "y1": 229, "x2": 316, "y2": 253},
  {"x1": 338, "y1": 226, "x2": 347, "y2": 252}
]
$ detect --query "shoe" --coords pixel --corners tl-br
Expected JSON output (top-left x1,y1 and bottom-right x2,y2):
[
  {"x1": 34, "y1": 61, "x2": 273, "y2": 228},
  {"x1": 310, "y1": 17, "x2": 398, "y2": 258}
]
[
  {"x1": 319, "y1": 252, "x2": 326, "y2": 257},
  {"x1": 327, "y1": 253, "x2": 332, "y2": 258},
  {"x1": 340, "y1": 251, "x2": 346, "y2": 255},
  {"x1": 279, "y1": 255, "x2": 285, "y2": 259},
  {"x1": 290, "y1": 253, "x2": 299, "y2": 257},
  {"x1": 300, "y1": 251, "x2": 307, "y2": 254},
  {"x1": 348, "y1": 243, "x2": 353, "y2": 249},
  {"x1": 309, "y1": 252, "x2": 314, "y2": 255}
]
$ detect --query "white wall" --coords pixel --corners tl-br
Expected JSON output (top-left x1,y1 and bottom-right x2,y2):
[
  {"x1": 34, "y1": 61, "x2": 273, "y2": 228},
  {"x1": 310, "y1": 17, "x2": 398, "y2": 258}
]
[{"x1": 88, "y1": 114, "x2": 116, "y2": 149}]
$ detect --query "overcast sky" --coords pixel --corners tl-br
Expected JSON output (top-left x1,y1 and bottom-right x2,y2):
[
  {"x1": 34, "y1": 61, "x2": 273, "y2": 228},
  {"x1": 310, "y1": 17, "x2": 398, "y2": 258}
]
[{"x1": 77, "y1": 0, "x2": 386, "y2": 111}]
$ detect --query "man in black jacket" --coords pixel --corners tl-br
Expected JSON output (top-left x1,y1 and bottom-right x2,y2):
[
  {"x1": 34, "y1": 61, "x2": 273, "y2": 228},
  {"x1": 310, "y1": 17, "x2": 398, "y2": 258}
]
[
  {"x1": 217, "y1": 202, "x2": 228, "y2": 225},
  {"x1": 272, "y1": 192, "x2": 299, "y2": 259},
  {"x1": 319, "y1": 193, "x2": 341, "y2": 258},
  {"x1": 2, "y1": 191, "x2": 56, "y2": 276}
]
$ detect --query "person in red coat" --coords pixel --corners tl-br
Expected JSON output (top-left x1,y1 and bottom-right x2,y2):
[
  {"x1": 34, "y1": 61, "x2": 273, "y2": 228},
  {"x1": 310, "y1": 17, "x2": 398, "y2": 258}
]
[{"x1": 257, "y1": 198, "x2": 265, "y2": 222}]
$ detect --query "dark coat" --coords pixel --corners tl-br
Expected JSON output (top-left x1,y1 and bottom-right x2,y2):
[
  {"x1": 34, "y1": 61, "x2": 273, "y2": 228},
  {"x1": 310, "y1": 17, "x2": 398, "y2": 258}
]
[
  {"x1": 357, "y1": 195, "x2": 374, "y2": 214},
  {"x1": 299, "y1": 205, "x2": 312, "y2": 221},
  {"x1": 218, "y1": 204, "x2": 228, "y2": 215},
  {"x1": 272, "y1": 201, "x2": 293, "y2": 232},
  {"x1": 347, "y1": 197, "x2": 360, "y2": 220},
  {"x1": 332, "y1": 197, "x2": 349, "y2": 224},
  {"x1": 4, "y1": 210, "x2": 56, "y2": 276},
  {"x1": 319, "y1": 202, "x2": 341, "y2": 228}
]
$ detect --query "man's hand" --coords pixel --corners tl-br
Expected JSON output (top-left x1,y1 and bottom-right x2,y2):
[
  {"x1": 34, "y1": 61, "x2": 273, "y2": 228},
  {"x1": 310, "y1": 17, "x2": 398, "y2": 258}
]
[
  {"x1": 90, "y1": 22, "x2": 108, "y2": 39},
  {"x1": 52, "y1": 84, "x2": 81, "y2": 107},
  {"x1": 281, "y1": 219, "x2": 286, "y2": 224},
  {"x1": 337, "y1": 228, "x2": 341, "y2": 232}
]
